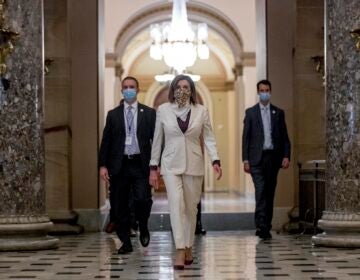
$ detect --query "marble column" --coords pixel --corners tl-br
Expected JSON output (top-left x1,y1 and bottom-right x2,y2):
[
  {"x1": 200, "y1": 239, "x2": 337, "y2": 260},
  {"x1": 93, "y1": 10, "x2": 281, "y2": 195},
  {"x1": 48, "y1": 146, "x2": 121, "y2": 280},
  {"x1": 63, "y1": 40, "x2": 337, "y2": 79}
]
[
  {"x1": 0, "y1": 0, "x2": 59, "y2": 250},
  {"x1": 312, "y1": 0, "x2": 360, "y2": 247}
]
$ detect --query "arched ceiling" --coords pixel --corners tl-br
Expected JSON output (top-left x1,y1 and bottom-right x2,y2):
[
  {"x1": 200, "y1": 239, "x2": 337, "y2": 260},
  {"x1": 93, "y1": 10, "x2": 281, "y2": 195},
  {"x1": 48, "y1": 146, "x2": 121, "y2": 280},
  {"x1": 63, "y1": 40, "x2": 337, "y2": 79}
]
[{"x1": 113, "y1": 1, "x2": 244, "y2": 64}]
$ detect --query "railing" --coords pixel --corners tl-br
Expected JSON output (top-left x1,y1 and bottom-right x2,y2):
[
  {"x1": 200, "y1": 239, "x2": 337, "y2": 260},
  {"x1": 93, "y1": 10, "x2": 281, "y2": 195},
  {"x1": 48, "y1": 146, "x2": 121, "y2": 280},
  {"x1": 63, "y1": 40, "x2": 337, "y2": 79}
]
[{"x1": 298, "y1": 160, "x2": 325, "y2": 234}]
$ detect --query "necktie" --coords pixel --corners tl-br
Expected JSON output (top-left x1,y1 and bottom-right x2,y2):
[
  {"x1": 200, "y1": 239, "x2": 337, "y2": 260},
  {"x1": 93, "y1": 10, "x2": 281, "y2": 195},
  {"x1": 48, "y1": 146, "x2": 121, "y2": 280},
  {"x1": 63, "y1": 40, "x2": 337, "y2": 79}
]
[
  {"x1": 262, "y1": 107, "x2": 272, "y2": 149},
  {"x1": 126, "y1": 106, "x2": 137, "y2": 155}
]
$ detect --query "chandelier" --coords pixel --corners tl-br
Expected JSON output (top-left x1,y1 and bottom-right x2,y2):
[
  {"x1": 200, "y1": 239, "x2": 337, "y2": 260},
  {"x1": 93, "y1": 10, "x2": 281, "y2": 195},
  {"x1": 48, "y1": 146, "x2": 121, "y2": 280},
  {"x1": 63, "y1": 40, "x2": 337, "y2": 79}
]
[{"x1": 149, "y1": 0, "x2": 209, "y2": 74}]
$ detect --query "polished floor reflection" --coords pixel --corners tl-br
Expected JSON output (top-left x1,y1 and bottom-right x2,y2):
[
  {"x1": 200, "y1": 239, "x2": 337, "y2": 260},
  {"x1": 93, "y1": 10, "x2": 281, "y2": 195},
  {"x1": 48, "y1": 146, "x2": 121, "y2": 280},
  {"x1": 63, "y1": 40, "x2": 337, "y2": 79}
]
[
  {"x1": 152, "y1": 192, "x2": 255, "y2": 213},
  {"x1": 1, "y1": 231, "x2": 359, "y2": 279}
]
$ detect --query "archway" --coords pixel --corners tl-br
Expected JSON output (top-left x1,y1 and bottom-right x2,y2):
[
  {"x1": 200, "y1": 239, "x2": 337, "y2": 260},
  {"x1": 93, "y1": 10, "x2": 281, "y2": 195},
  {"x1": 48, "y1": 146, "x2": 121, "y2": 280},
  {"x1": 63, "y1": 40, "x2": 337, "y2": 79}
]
[{"x1": 102, "y1": 0, "x2": 257, "y2": 210}]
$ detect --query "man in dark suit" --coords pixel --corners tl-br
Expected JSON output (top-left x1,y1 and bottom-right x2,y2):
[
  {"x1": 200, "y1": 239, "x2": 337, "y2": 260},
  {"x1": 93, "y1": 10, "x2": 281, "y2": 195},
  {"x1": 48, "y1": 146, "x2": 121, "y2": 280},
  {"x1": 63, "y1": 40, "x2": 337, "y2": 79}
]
[
  {"x1": 242, "y1": 79, "x2": 291, "y2": 239},
  {"x1": 99, "y1": 76, "x2": 156, "y2": 254}
]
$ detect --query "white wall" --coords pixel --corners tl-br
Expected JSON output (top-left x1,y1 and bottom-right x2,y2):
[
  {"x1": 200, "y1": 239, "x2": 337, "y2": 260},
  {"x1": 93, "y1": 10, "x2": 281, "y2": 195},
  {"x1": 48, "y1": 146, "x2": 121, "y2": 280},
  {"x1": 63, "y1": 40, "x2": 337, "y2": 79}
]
[{"x1": 196, "y1": 0, "x2": 255, "y2": 52}]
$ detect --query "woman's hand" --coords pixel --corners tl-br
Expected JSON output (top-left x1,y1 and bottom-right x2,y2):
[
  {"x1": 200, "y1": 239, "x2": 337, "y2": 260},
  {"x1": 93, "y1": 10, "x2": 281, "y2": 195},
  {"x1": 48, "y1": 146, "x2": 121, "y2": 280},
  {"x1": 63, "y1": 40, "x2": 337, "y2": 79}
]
[
  {"x1": 213, "y1": 164, "x2": 222, "y2": 180},
  {"x1": 149, "y1": 169, "x2": 160, "y2": 190}
]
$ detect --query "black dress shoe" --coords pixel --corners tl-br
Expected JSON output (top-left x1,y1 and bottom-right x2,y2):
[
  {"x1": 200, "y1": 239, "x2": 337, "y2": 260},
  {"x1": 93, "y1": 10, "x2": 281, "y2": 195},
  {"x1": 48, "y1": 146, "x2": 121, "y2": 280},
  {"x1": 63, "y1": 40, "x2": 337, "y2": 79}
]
[
  {"x1": 139, "y1": 228, "x2": 150, "y2": 247},
  {"x1": 195, "y1": 222, "x2": 207, "y2": 235},
  {"x1": 255, "y1": 229, "x2": 261, "y2": 236},
  {"x1": 129, "y1": 228, "x2": 137, "y2": 237},
  {"x1": 195, "y1": 226, "x2": 207, "y2": 235},
  {"x1": 118, "y1": 243, "x2": 133, "y2": 254},
  {"x1": 259, "y1": 230, "x2": 272, "y2": 240}
]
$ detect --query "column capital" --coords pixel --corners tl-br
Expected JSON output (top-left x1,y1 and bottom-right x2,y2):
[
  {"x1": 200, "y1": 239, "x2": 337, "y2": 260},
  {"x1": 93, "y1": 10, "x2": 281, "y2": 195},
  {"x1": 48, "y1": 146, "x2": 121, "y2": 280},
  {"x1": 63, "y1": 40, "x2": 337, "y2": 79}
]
[
  {"x1": 232, "y1": 63, "x2": 243, "y2": 77},
  {"x1": 115, "y1": 63, "x2": 124, "y2": 78}
]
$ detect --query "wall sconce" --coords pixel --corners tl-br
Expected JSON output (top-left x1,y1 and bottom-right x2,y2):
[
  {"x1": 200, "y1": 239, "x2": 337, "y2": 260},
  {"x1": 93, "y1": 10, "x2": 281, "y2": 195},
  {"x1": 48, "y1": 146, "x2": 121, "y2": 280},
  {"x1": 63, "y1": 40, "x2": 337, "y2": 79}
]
[
  {"x1": 44, "y1": 58, "x2": 54, "y2": 75},
  {"x1": 350, "y1": 28, "x2": 360, "y2": 51},
  {"x1": 0, "y1": 29, "x2": 19, "y2": 75},
  {"x1": 0, "y1": 0, "x2": 19, "y2": 75},
  {"x1": 311, "y1": 55, "x2": 325, "y2": 87},
  {"x1": 311, "y1": 55, "x2": 324, "y2": 74}
]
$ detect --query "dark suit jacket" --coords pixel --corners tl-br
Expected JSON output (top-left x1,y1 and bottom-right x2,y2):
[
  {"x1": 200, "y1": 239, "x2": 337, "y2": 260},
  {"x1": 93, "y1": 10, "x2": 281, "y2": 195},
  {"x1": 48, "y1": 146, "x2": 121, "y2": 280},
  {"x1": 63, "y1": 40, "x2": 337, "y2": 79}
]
[
  {"x1": 242, "y1": 103, "x2": 291, "y2": 167},
  {"x1": 99, "y1": 103, "x2": 156, "y2": 176}
]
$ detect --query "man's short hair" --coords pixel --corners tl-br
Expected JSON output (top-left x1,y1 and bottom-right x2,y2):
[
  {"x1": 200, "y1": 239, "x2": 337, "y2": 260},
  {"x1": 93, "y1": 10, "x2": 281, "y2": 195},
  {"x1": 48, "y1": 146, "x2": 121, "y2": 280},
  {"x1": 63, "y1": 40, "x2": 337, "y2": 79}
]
[
  {"x1": 122, "y1": 76, "x2": 139, "y2": 88},
  {"x1": 257, "y1": 79, "x2": 272, "y2": 91}
]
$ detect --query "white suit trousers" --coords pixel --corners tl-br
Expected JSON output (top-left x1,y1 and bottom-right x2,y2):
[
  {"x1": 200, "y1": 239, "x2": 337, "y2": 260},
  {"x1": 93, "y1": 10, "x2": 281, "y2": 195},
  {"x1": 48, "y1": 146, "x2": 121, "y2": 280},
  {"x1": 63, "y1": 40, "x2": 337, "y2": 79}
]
[{"x1": 163, "y1": 174, "x2": 203, "y2": 249}]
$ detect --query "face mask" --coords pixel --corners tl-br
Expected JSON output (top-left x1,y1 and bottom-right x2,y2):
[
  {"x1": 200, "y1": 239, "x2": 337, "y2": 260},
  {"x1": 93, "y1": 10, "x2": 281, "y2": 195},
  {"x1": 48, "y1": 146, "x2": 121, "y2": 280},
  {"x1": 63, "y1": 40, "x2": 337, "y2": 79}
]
[
  {"x1": 174, "y1": 88, "x2": 191, "y2": 107},
  {"x1": 259, "y1": 92, "x2": 270, "y2": 102},
  {"x1": 122, "y1": 88, "x2": 137, "y2": 102}
]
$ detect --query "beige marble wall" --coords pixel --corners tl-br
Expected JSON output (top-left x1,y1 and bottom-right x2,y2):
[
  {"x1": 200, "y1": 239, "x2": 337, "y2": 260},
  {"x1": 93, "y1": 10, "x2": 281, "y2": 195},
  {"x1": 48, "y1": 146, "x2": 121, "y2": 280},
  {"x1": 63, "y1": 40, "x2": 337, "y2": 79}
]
[
  {"x1": 69, "y1": 0, "x2": 100, "y2": 222},
  {"x1": 44, "y1": 0, "x2": 71, "y2": 213},
  {"x1": 293, "y1": 0, "x2": 325, "y2": 206},
  {"x1": 295, "y1": 0, "x2": 325, "y2": 165},
  {"x1": 266, "y1": 0, "x2": 296, "y2": 210},
  {"x1": 44, "y1": 0, "x2": 101, "y2": 232}
]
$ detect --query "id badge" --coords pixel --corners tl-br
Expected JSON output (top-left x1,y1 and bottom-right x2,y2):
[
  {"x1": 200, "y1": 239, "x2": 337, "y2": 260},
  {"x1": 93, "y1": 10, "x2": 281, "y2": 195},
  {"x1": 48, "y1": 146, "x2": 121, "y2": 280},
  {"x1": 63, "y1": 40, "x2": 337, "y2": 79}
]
[{"x1": 125, "y1": 136, "x2": 132, "y2": 145}]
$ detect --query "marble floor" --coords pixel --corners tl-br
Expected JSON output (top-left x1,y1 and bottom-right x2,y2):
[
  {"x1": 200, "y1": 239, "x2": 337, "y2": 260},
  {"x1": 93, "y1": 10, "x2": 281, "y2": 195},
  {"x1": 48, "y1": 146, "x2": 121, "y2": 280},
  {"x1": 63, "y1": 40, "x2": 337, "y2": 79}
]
[
  {"x1": 152, "y1": 192, "x2": 255, "y2": 213},
  {"x1": 1, "y1": 231, "x2": 360, "y2": 280}
]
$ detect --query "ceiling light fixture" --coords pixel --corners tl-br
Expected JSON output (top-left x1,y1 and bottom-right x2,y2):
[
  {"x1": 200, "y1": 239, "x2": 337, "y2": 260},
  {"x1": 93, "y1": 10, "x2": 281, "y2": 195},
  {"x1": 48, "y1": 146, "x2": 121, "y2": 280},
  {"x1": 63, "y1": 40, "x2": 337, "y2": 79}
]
[{"x1": 149, "y1": 0, "x2": 209, "y2": 74}]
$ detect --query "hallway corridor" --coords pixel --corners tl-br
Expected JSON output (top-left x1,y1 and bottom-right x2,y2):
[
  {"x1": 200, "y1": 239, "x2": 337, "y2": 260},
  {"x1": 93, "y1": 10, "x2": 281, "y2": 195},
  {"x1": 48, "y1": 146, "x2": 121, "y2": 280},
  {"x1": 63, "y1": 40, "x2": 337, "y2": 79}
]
[{"x1": 1, "y1": 231, "x2": 359, "y2": 279}]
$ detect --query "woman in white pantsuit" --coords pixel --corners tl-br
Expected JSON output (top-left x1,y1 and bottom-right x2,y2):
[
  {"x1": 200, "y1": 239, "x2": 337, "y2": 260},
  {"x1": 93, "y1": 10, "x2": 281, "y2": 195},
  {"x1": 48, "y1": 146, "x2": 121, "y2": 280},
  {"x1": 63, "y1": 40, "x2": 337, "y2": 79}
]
[{"x1": 149, "y1": 75, "x2": 222, "y2": 270}]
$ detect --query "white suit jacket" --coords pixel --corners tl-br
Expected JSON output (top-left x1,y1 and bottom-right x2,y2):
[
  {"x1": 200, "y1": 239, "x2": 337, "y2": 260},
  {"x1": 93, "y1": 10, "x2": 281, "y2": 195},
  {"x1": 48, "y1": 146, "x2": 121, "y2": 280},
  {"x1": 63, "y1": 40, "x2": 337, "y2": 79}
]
[{"x1": 150, "y1": 102, "x2": 220, "y2": 176}]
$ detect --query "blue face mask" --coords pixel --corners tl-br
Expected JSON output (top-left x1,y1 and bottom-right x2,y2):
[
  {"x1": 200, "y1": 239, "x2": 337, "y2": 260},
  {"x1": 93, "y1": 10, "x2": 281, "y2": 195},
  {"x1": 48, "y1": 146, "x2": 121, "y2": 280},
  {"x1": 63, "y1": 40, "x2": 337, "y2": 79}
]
[
  {"x1": 259, "y1": 92, "x2": 271, "y2": 102},
  {"x1": 122, "y1": 88, "x2": 137, "y2": 102}
]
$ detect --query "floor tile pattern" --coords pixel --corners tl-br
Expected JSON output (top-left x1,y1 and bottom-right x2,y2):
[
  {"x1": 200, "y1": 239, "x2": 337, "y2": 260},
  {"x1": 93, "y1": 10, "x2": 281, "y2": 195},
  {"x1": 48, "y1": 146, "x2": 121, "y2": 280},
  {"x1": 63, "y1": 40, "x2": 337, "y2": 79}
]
[{"x1": 1, "y1": 231, "x2": 359, "y2": 279}]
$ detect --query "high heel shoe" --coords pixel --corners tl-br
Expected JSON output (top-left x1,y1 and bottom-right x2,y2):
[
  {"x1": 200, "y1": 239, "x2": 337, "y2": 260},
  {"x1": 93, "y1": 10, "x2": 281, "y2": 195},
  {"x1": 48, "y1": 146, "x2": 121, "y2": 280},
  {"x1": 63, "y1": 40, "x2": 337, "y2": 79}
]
[
  {"x1": 174, "y1": 249, "x2": 185, "y2": 270},
  {"x1": 173, "y1": 264, "x2": 185, "y2": 270},
  {"x1": 173, "y1": 249, "x2": 185, "y2": 270},
  {"x1": 184, "y1": 247, "x2": 193, "y2": 265}
]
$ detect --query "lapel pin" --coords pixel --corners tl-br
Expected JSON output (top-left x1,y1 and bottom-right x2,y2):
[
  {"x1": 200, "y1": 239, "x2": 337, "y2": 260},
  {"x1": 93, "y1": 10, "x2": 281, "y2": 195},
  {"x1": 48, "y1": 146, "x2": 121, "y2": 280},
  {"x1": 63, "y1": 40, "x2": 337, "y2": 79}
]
[
  {"x1": 272, "y1": 110, "x2": 276, "y2": 114},
  {"x1": 140, "y1": 109, "x2": 144, "y2": 112}
]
